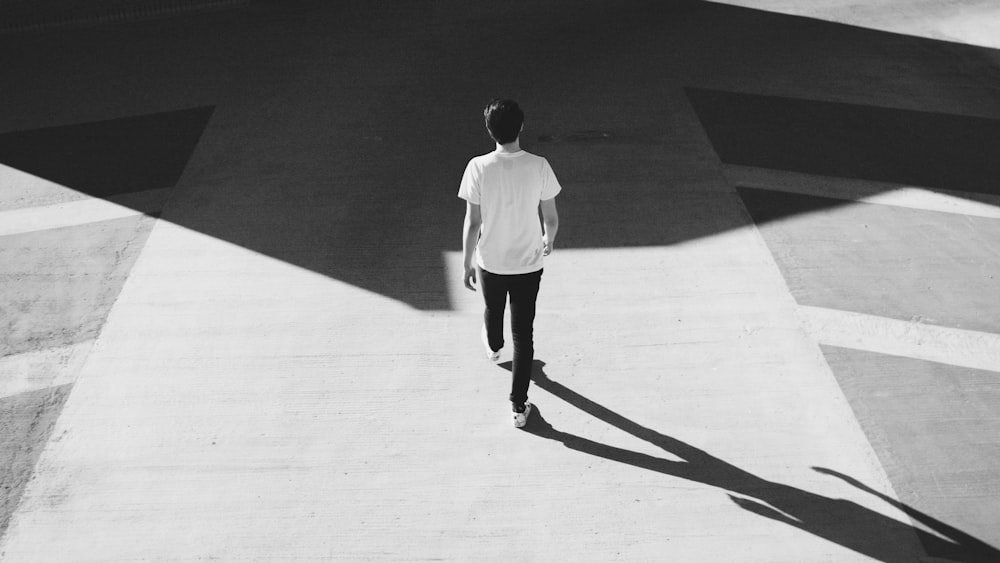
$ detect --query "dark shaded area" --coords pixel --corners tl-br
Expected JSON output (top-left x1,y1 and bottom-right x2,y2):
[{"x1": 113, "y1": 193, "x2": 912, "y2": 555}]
[
  {"x1": 817, "y1": 467, "x2": 1000, "y2": 562},
  {"x1": 1, "y1": 2, "x2": 998, "y2": 312},
  {"x1": 820, "y1": 345, "x2": 1000, "y2": 552},
  {"x1": 0, "y1": 384, "x2": 74, "y2": 537},
  {"x1": 0, "y1": 2, "x2": 744, "y2": 311},
  {"x1": 0, "y1": 2, "x2": 996, "y2": 554},
  {"x1": 0, "y1": 2, "x2": 997, "y2": 556},
  {"x1": 739, "y1": 186, "x2": 1000, "y2": 333},
  {"x1": 510, "y1": 360, "x2": 1000, "y2": 562},
  {"x1": 686, "y1": 87, "x2": 1000, "y2": 195},
  {"x1": 735, "y1": 185, "x2": 847, "y2": 225},
  {"x1": 0, "y1": 107, "x2": 214, "y2": 197},
  {"x1": 0, "y1": 0, "x2": 248, "y2": 34}
]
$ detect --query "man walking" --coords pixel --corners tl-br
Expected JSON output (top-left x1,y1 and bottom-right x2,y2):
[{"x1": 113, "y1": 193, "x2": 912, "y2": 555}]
[{"x1": 458, "y1": 99, "x2": 561, "y2": 428}]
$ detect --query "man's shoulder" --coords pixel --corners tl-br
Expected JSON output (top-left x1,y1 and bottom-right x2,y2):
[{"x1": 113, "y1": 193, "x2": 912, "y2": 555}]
[
  {"x1": 518, "y1": 152, "x2": 555, "y2": 171},
  {"x1": 469, "y1": 151, "x2": 497, "y2": 164},
  {"x1": 469, "y1": 150, "x2": 549, "y2": 169}
]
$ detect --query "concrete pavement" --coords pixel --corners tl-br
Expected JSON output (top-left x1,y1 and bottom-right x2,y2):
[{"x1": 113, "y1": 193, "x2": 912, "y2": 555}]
[{"x1": 1, "y1": 1, "x2": 998, "y2": 560}]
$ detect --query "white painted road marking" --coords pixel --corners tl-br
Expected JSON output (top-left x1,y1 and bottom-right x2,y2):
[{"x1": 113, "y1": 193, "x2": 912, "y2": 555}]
[
  {"x1": 723, "y1": 164, "x2": 1000, "y2": 219},
  {"x1": 798, "y1": 305, "x2": 1000, "y2": 373},
  {"x1": 0, "y1": 191, "x2": 165, "y2": 236}
]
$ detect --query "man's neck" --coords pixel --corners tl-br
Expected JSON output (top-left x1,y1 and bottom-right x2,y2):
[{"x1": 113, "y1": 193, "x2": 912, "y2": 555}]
[{"x1": 496, "y1": 139, "x2": 521, "y2": 153}]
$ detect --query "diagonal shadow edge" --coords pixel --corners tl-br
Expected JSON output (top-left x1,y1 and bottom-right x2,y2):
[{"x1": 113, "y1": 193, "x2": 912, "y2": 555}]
[
  {"x1": 0, "y1": 384, "x2": 75, "y2": 541},
  {"x1": 4, "y1": 86, "x2": 1000, "y2": 313},
  {"x1": 4, "y1": 23, "x2": 1000, "y2": 314},
  {"x1": 697, "y1": 0, "x2": 1000, "y2": 52},
  {"x1": 0, "y1": 107, "x2": 215, "y2": 198},
  {"x1": 0, "y1": 107, "x2": 461, "y2": 311},
  {"x1": 684, "y1": 87, "x2": 1000, "y2": 197},
  {"x1": 815, "y1": 466, "x2": 1000, "y2": 561},
  {"x1": 0, "y1": 3, "x2": 992, "y2": 560},
  {"x1": 507, "y1": 360, "x2": 1000, "y2": 562}
]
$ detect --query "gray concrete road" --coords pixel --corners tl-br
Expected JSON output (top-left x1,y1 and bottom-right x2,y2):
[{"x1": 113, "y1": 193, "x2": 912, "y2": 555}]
[{"x1": 1, "y1": 1, "x2": 998, "y2": 560}]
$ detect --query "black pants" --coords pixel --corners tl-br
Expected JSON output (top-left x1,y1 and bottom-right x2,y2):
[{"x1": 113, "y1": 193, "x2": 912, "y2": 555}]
[{"x1": 479, "y1": 267, "x2": 543, "y2": 406}]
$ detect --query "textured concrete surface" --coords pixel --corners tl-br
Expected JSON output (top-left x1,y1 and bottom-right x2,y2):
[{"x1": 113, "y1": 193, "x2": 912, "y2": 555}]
[
  {"x1": 821, "y1": 346, "x2": 1000, "y2": 554},
  {"x1": 708, "y1": 0, "x2": 1000, "y2": 49},
  {"x1": 741, "y1": 187, "x2": 1000, "y2": 333},
  {"x1": 0, "y1": 384, "x2": 72, "y2": 537},
  {"x1": 0, "y1": 1, "x2": 998, "y2": 560}
]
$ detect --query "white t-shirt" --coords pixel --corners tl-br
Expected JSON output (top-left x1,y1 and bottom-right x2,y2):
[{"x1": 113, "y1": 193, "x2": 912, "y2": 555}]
[{"x1": 458, "y1": 149, "x2": 562, "y2": 274}]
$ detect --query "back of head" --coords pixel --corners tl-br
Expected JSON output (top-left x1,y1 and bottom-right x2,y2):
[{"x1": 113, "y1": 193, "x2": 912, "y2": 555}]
[{"x1": 483, "y1": 99, "x2": 524, "y2": 144}]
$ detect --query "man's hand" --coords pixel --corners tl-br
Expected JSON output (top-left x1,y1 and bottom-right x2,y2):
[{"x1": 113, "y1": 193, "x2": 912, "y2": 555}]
[
  {"x1": 540, "y1": 198, "x2": 558, "y2": 257},
  {"x1": 462, "y1": 202, "x2": 482, "y2": 291},
  {"x1": 464, "y1": 265, "x2": 477, "y2": 291}
]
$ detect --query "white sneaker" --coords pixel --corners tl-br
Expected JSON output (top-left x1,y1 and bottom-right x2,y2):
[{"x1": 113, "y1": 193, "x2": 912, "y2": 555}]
[
  {"x1": 512, "y1": 402, "x2": 532, "y2": 428},
  {"x1": 481, "y1": 325, "x2": 501, "y2": 362}
]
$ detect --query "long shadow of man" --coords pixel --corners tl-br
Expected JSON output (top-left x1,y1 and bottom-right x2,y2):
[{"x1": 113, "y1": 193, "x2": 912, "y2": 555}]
[{"x1": 504, "y1": 360, "x2": 999, "y2": 563}]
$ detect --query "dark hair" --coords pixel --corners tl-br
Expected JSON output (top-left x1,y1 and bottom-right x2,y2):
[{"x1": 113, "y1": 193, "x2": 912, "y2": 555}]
[{"x1": 483, "y1": 98, "x2": 524, "y2": 144}]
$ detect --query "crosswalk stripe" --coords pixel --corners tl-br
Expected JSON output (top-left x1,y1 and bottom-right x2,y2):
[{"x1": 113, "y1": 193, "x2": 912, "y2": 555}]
[
  {"x1": 798, "y1": 305, "x2": 1000, "y2": 372},
  {"x1": 723, "y1": 164, "x2": 1000, "y2": 219},
  {"x1": 0, "y1": 190, "x2": 166, "y2": 236}
]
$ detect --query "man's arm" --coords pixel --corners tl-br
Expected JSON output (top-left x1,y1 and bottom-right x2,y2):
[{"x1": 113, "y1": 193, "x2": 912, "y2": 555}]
[
  {"x1": 540, "y1": 197, "x2": 559, "y2": 256},
  {"x1": 462, "y1": 201, "x2": 482, "y2": 290}
]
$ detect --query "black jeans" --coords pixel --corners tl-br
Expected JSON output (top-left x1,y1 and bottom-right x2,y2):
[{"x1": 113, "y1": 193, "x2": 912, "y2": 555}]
[{"x1": 479, "y1": 267, "x2": 543, "y2": 407}]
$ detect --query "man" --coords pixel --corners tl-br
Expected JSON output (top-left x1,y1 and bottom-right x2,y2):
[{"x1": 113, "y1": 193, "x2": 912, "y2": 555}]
[{"x1": 458, "y1": 98, "x2": 561, "y2": 428}]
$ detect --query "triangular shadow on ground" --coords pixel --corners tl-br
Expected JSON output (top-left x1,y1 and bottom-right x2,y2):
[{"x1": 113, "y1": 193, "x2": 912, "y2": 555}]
[
  {"x1": 0, "y1": 107, "x2": 214, "y2": 200},
  {"x1": 0, "y1": 0, "x2": 999, "y2": 312},
  {"x1": 506, "y1": 360, "x2": 1000, "y2": 562}
]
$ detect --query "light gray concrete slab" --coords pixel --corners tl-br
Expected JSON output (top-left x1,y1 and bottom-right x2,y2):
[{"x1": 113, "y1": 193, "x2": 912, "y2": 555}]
[
  {"x1": 821, "y1": 345, "x2": 1000, "y2": 553},
  {"x1": 1, "y1": 221, "x2": 921, "y2": 561},
  {"x1": 740, "y1": 186, "x2": 1000, "y2": 333},
  {"x1": 0, "y1": 215, "x2": 157, "y2": 358},
  {"x1": 1, "y1": 1, "x2": 999, "y2": 560},
  {"x1": 708, "y1": 0, "x2": 1000, "y2": 49}
]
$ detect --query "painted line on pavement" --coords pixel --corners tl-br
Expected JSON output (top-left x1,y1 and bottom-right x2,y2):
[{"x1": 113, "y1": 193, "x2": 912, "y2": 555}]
[
  {"x1": 0, "y1": 340, "x2": 95, "y2": 400},
  {"x1": 723, "y1": 164, "x2": 1000, "y2": 219},
  {"x1": 0, "y1": 189, "x2": 166, "y2": 237},
  {"x1": 797, "y1": 305, "x2": 1000, "y2": 373}
]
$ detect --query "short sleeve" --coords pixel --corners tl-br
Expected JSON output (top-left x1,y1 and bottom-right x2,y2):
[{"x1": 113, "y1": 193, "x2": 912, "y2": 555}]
[
  {"x1": 541, "y1": 158, "x2": 562, "y2": 200},
  {"x1": 457, "y1": 160, "x2": 481, "y2": 204}
]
